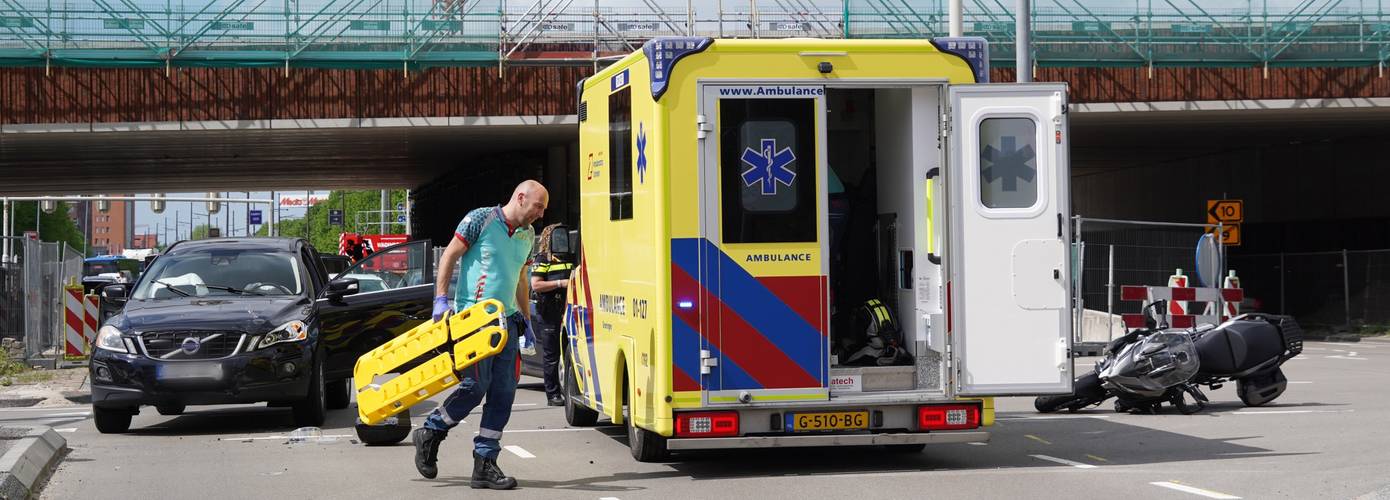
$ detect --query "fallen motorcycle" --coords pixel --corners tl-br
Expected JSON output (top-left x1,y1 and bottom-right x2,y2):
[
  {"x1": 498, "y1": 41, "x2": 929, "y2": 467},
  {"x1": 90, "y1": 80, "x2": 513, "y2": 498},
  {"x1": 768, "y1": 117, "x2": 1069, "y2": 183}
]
[{"x1": 1036, "y1": 300, "x2": 1303, "y2": 414}]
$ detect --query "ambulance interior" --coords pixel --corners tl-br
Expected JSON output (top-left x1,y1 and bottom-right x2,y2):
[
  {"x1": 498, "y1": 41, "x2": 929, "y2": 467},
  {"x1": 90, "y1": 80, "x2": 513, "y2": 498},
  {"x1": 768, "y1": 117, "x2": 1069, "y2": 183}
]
[{"x1": 825, "y1": 87, "x2": 944, "y2": 395}]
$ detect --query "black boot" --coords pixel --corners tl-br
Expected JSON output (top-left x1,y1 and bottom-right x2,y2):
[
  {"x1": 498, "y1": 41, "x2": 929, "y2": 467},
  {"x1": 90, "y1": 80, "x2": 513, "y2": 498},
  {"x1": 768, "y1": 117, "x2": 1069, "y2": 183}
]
[
  {"x1": 412, "y1": 427, "x2": 446, "y2": 479},
  {"x1": 470, "y1": 452, "x2": 518, "y2": 490}
]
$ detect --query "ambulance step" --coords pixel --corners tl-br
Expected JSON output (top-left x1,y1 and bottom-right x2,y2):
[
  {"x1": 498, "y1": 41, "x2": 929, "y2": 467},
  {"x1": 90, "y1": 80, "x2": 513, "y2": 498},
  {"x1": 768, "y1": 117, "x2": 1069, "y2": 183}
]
[{"x1": 353, "y1": 299, "x2": 508, "y2": 425}]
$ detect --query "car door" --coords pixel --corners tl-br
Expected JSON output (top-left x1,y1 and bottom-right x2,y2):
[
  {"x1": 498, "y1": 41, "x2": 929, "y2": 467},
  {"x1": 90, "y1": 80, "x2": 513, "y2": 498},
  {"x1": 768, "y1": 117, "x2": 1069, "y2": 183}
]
[{"x1": 316, "y1": 240, "x2": 434, "y2": 381}]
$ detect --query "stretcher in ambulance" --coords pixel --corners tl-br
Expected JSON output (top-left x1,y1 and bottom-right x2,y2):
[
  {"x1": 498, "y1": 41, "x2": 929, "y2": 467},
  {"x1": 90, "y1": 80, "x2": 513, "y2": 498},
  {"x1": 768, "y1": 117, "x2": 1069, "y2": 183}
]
[{"x1": 563, "y1": 36, "x2": 1073, "y2": 461}]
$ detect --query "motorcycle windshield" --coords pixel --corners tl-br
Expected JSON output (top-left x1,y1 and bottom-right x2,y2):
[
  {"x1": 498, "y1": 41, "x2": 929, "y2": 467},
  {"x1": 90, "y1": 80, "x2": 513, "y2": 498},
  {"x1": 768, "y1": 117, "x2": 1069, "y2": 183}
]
[{"x1": 1104, "y1": 330, "x2": 1201, "y2": 396}]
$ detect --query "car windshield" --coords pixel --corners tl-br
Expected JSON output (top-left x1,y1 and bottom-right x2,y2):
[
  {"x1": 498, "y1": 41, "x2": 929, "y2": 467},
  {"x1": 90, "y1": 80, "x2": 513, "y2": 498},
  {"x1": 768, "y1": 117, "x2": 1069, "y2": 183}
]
[{"x1": 132, "y1": 248, "x2": 303, "y2": 299}]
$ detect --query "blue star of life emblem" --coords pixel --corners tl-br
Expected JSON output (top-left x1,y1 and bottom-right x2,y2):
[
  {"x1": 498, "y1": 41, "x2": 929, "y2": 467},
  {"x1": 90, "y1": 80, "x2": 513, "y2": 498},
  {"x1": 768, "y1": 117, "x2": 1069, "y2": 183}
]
[
  {"x1": 981, "y1": 135, "x2": 1036, "y2": 192},
  {"x1": 740, "y1": 138, "x2": 796, "y2": 195},
  {"x1": 636, "y1": 123, "x2": 648, "y2": 183}
]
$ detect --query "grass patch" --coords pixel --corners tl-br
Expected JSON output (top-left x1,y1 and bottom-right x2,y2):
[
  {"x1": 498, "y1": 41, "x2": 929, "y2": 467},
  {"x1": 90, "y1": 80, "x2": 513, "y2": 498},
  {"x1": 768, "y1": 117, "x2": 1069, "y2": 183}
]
[{"x1": 0, "y1": 356, "x2": 52, "y2": 386}]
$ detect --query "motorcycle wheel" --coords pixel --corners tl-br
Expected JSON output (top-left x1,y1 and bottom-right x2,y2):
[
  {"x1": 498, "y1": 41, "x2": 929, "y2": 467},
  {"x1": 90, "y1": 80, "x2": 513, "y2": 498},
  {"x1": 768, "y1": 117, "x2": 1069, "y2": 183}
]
[{"x1": 1034, "y1": 371, "x2": 1108, "y2": 413}]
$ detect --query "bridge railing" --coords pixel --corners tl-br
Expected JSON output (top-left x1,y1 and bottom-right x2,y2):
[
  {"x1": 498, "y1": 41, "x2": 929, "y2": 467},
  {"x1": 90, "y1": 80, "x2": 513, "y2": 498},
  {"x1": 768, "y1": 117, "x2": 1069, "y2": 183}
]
[{"x1": 1, "y1": 0, "x2": 1388, "y2": 68}]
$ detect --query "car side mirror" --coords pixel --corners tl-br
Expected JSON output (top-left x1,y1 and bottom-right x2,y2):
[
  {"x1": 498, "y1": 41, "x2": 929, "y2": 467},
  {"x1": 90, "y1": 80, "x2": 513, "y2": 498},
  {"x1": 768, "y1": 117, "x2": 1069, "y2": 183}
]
[
  {"x1": 326, "y1": 277, "x2": 360, "y2": 299},
  {"x1": 102, "y1": 284, "x2": 128, "y2": 303}
]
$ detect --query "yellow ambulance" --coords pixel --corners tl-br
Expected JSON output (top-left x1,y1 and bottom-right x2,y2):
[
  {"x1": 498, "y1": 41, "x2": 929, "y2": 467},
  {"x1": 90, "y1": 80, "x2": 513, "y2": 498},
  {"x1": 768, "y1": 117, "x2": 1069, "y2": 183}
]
[{"x1": 559, "y1": 36, "x2": 1073, "y2": 461}]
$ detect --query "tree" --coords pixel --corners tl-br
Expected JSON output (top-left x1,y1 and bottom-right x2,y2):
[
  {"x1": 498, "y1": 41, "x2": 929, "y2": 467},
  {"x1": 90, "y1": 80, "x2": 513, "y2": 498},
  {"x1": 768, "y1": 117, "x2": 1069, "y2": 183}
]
[
  {"x1": 254, "y1": 190, "x2": 408, "y2": 253},
  {"x1": 9, "y1": 201, "x2": 85, "y2": 255}
]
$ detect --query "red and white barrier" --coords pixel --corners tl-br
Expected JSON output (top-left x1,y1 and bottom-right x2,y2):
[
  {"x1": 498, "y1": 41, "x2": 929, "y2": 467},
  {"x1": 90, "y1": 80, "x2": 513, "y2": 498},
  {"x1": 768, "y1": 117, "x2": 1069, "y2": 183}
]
[
  {"x1": 1120, "y1": 285, "x2": 1244, "y2": 330},
  {"x1": 62, "y1": 287, "x2": 100, "y2": 363}
]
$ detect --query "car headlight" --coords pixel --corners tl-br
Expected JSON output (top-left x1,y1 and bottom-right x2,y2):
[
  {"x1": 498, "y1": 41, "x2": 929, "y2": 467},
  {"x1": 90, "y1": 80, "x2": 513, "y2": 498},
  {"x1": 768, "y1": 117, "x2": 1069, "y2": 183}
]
[
  {"x1": 256, "y1": 320, "x2": 309, "y2": 350},
  {"x1": 96, "y1": 325, "x2": 128, "y2": 353}
]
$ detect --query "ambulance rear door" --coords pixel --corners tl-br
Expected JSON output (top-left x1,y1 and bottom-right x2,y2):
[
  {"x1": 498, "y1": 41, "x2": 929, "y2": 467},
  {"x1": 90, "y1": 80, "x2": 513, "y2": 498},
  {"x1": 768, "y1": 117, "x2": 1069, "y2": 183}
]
[
  {"x1": 686, "y1": 83, "x2": 831, "y2": 406},
  {"x1": 945, "y1": 83, "x2": 1072, "y2": 396}
]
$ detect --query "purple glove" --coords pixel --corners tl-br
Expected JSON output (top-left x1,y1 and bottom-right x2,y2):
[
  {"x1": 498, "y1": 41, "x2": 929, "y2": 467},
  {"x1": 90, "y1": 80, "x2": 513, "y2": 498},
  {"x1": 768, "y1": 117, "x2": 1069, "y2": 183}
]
[{"x1": 432, "y1": 296, "x2": 452, "y2": 322}]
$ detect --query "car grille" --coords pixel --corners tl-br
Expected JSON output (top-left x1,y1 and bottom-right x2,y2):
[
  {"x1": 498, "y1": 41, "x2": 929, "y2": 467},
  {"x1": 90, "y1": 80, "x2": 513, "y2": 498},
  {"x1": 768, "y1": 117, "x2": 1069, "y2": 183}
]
[{"x1": 140, "y1": 331, "x2": 245, "y2": 360}]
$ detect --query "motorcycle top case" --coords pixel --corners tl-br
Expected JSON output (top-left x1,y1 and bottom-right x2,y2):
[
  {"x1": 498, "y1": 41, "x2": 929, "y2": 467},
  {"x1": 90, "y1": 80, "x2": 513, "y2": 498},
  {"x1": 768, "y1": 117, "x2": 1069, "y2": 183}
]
[
  {"x1": 353, "y1": 299, "x2": 508, "y2": 425},
  {"x1": 1194, "y1": 314, "x2": 1300, "y2": 378}
]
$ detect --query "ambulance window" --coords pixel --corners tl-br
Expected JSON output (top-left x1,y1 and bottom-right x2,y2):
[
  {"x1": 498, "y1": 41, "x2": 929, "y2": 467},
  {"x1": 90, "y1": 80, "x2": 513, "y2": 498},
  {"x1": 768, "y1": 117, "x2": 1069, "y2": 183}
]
[
  {"x1": 978, "y1": 117, "x2": 1039, "y2": 209},
  {"x1": 719, "y1": 98, "x2": 817, "y2": 244},
  {"x1": 609, "y1": 87, "x2": 634, "y2": 221}
]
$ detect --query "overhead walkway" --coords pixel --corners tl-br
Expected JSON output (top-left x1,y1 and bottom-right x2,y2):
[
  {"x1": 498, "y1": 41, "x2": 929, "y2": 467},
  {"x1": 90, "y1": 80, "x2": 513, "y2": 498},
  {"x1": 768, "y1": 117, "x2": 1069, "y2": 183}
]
[{"x1": 0, "y1": 0, "x2": 1387, "y2": 68}]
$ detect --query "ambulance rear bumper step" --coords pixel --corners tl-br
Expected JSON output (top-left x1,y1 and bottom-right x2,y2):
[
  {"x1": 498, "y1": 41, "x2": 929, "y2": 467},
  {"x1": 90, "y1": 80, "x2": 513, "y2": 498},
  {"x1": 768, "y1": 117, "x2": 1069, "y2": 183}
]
[{"x1": 666, "y1": 430, "x2": 989, "y2": 450}]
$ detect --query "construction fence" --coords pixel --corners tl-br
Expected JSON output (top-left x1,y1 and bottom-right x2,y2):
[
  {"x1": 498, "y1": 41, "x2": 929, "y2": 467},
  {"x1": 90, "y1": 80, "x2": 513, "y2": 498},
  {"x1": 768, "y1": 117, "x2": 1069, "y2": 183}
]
[
  {"x1": 1230, "y1": 249, "x2": 1390, "y2": 331},
  {"x1": 1073, "y1": 217, "x2": 1226, "y2": 345},
  {"x1": 0, "y1": 238, "x2": 85, "y2": 364}
]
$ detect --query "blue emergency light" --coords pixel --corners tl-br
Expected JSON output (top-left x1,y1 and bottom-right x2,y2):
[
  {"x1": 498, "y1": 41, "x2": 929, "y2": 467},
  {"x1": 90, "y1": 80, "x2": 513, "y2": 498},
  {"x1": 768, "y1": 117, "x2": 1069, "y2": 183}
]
[
  {"x1": 931, "y1": 36, "x2": 991, "y2": 83},
  {"x1": 645, "y1": 37, "x2": 714, "y2": 101}
]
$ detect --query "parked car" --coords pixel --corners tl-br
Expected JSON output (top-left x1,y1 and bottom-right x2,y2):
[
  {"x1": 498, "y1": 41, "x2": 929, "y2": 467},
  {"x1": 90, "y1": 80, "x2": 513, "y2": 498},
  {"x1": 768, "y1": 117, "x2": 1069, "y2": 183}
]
[{"x1": 90, "y1": 237, "x2": 437, "y2": 434}]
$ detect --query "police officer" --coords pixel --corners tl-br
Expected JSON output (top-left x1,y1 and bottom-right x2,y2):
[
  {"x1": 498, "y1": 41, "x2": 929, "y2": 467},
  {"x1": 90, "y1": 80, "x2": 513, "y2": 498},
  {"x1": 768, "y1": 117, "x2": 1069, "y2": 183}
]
[
  {"x1": 412, "y1": 180, "x2": 548, "y2": 490},
  {"x1": 530, "y1": 223, "x2": 573, "y2": 406}
]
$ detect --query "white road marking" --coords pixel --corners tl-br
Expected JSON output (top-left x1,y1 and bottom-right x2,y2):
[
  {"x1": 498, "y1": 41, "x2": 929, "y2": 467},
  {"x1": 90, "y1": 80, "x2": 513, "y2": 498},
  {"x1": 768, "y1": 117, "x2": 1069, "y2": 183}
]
[
  {"x1": 998, "y1": 415, "x2": 1113, "y2": 421},
  {"x1": 1326, "y1": 355, "x2": 1367, "y2": 361},
  {"x1": 968, "y1": 442, "x2": 988, "y2": 446},
  {"x1": 1029, "y1": 454, "x2": 1097, "y2": 469},
  {"x1": 36, "y1": 412, "x2": 91, "y2": 418},
  {"x1": 55, "y1": 428, "x2": 77, "y2": 433},
  {"x1": 0, "y1": 406, "x2": 94, "y2": 412},
  {"x1": 513, "y1": 403, "x2": 537, "y2": 407},
  {"x1": 218, "y1": 434, "x2": 354, "y2": 441},
  {"x1": 477, "y1": 428, "x2": 594, "y2": 434},
  {"x1": 599, "y1": 497, "x2": 621, "y2": 500},
  {"x1": 1231, "y1": 409, "x2": 1353, "y2": 415},
  {"x1": 1149, "y1": 481, "x2": 1241, "y2": 499},
  {"x1": 504, "y1": 445, "x2": 536, "y2": 458},
  {"x1": 1289, "y1": 381, "x2": 1314, "y2": 384}
]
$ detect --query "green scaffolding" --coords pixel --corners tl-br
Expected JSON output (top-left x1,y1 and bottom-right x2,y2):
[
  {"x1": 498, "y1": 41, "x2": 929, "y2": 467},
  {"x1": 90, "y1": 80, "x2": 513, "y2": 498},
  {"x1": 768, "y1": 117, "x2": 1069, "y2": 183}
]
[{"x1": 0, "y1": 0, "x2": 1387, "y2": 68}]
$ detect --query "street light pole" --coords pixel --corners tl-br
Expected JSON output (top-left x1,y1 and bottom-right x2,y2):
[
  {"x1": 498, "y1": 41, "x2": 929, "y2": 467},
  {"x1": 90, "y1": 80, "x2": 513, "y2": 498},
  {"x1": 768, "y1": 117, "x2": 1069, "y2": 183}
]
[{"x1": 1016, "y1": 0, "x2": 1032, "y2": 82}]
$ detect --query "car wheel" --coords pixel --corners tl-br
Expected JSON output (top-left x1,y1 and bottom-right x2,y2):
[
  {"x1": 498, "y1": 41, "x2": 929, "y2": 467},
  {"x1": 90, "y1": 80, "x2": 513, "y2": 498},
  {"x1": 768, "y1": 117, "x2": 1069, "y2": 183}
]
[
  {"x1": 624, "y1": 376, "x2": 669, "y2": 462},
  {"x1": 356, "y1": 412, "x2": 412, "y2": 446},
  {"x1": 326, "y1": 378, "x2": 352, "y2": 410},
  {"x1": 292, "y1": 358, "x2": 327, "y2": 427},
  {"x1": 563, "y1": 358, "x2": 599, "y2": 427},
  {"x1": 94, "y1": 406, "x2": 133, "y2": 433},
  {"x1": 155, "y1": 404, "x2": 186, "y2": 416}
]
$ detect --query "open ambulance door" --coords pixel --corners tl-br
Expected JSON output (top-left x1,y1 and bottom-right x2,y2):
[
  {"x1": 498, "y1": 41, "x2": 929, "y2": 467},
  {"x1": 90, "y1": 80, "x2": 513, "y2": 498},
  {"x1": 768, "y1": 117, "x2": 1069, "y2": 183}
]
[{"x1": 946, "y1": 83, "x2": 1072, "y2": 396}]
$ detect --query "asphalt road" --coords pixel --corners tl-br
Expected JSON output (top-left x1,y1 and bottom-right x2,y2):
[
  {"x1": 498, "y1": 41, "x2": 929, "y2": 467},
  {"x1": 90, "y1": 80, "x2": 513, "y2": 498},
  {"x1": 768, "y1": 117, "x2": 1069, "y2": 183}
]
[{"x1": 30, "y1": 338, "x2": 1390, "y2": 499}]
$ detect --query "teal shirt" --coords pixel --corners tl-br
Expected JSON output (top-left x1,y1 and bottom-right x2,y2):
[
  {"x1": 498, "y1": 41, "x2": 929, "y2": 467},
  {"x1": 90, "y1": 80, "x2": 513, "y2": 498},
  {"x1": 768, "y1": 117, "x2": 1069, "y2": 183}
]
[{"x1": 452, "y1": 206, "x2": 535, "y2": 316}]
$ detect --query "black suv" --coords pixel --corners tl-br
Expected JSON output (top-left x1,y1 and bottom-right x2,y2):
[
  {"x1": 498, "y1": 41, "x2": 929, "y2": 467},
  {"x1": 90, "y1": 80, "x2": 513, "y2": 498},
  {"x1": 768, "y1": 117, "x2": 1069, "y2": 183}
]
[{"x1": 91, "y1": 237, "x2": 436, "y2": 434}]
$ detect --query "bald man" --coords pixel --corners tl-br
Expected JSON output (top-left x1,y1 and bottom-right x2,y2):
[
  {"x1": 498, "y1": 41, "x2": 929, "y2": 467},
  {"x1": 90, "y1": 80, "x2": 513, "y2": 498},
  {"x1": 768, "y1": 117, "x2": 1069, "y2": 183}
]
[{"x1": 414, "y1": 180, "x2": 549, "y2": 489}]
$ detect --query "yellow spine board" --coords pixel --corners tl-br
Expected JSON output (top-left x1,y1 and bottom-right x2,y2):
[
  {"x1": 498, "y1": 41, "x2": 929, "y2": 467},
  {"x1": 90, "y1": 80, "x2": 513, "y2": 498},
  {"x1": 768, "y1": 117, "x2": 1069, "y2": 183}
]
[{"x1": 354, "y1": 299, "x2": 507, "y2": 425}]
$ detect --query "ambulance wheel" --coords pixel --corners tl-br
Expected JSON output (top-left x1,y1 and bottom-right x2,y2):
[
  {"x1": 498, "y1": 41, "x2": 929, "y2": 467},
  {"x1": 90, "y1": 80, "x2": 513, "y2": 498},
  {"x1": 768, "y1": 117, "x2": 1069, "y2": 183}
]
[
  {"x1": 326, "y1": 378, "x2": 351, "y2": 410},
  {"x1": 356, "y1": 413, "x2": 412, "y2": 446},
  {"x1": 155, "y1": 404, "x2": 185, "y2": 416},
  {"x1": 624, "y1": 377, "x2": 669, "y2": 462},
  {"x1": 563, "y1": 353, "x2": 599, "y2": 427}
]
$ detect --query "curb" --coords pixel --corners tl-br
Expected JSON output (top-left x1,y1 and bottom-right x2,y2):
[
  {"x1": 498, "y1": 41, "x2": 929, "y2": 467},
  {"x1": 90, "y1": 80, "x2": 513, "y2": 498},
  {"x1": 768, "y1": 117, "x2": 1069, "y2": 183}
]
[{"x1": 0, "y1": 426, "x2": 67, "y2": 499}]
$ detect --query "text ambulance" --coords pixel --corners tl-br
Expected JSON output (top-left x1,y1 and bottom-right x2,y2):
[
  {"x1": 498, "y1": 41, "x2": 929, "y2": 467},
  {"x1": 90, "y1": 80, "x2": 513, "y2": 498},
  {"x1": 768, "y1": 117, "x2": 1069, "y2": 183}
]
[{"x1": 563, "y1": 37, "x2": 1073, "y2": 461}]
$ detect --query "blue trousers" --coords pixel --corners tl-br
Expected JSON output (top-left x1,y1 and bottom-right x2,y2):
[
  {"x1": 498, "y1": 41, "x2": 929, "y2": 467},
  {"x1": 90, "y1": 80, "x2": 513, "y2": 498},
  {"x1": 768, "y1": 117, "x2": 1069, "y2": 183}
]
[{"x1": 423, "y1": 312, "x2": 522, "y2": 460}]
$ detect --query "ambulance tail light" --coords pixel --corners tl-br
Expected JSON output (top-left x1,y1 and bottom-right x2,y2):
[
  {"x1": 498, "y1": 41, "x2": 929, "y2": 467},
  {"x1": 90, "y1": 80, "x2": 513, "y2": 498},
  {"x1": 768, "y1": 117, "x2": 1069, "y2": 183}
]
[
  {"x1": 675, "y1": 411, "x2": 739, "y2": 438},
  {"x1": 917, "y1": 404, "x2": 980, "y2": 431}
]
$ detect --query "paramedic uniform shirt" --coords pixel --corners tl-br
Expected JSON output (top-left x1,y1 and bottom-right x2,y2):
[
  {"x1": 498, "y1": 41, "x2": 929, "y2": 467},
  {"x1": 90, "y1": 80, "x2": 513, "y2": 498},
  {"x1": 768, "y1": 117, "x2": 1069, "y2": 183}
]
[{"x1": 453, "y1": 206, "x2": 535, "y2": 316}]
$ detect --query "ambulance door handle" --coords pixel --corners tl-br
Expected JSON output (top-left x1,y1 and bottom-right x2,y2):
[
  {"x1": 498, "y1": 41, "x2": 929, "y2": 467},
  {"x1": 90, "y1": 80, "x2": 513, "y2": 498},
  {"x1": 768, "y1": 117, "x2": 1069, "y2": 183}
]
[
  {"x1": 925, "y1": 167, "x2": 939, "y2": 180},
  {"x1": 1056, "y1": 214, "x2": 1063, "y2": 239},
  {"x1": 928, "y1": 253, "x2": 941, "y2": 265}
]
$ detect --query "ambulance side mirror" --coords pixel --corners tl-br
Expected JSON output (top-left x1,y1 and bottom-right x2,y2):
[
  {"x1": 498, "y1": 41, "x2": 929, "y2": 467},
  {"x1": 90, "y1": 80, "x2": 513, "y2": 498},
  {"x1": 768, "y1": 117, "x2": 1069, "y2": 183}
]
[{"x1": 549, "y1": 227, "x2": 578, "y2": 256}]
